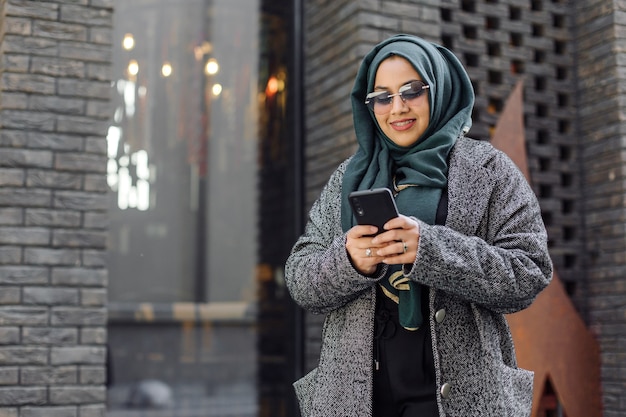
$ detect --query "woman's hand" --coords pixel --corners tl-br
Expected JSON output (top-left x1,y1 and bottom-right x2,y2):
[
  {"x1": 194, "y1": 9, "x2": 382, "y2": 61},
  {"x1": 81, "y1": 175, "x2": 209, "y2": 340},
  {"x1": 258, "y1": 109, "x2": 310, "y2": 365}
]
[
  {"x1": 346, "y1": 225, "x2": 386, "y2": 275},
  {"x1": 346, "y1": 215, "x2": 420, "y2": 274},
  {"x1": 371, "y1": 215, "x2": 420, "y2": 265}
]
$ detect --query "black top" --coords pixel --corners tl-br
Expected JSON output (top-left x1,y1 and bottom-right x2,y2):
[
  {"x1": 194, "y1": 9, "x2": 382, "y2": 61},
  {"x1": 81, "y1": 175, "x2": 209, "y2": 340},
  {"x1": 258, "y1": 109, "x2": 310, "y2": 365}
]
[{"x1": 372, "y1": 189, "x2": 448, "y2": 417}]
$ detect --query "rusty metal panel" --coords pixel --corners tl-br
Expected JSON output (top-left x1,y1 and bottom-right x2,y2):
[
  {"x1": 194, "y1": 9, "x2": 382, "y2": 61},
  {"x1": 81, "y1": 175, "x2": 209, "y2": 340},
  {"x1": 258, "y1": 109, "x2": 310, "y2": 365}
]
[{"x1": 492, "y1": 80, "x2": 603, "y2": 417}]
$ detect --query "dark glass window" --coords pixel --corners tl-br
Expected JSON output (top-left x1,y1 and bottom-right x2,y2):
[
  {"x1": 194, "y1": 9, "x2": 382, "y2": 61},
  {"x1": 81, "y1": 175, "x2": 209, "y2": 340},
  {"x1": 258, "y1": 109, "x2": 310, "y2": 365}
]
[{"x1": 107, "y1": 0, "x2": 297, "y2": 414}]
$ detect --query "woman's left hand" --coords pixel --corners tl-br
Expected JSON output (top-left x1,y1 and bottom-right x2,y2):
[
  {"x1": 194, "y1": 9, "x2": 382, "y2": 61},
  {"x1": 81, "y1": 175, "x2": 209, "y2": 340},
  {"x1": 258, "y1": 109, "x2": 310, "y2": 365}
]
[{"x1": 371, "y1": 215, "x2": 420, "y2": 265}]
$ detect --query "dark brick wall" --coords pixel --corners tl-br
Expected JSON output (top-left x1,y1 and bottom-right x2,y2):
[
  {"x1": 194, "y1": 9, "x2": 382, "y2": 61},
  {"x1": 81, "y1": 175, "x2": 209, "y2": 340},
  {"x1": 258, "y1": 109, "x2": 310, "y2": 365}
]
[
  {"x1": 439, "y1": 0, "x2": 582, "y2": 300},
  {"x1": 0, "y1": 0, "x2": 112, "y2": 415},
  {"x1": 575, "y1": 1, "x2": 626, "y2": 415}
]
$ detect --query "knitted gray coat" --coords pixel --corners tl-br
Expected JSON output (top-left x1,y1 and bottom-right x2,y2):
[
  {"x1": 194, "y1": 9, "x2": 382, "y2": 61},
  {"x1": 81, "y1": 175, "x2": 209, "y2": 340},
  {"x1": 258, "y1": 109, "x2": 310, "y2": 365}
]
[{"x1": 285, "y1": 136, "x2": 553, "y2": 417}]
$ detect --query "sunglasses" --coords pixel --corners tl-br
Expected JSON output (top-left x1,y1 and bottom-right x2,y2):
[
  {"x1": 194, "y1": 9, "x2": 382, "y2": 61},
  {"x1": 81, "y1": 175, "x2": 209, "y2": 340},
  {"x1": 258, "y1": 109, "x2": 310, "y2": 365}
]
[{"x1": 365, "y1": 80, "x2": 429, "y2": 114}]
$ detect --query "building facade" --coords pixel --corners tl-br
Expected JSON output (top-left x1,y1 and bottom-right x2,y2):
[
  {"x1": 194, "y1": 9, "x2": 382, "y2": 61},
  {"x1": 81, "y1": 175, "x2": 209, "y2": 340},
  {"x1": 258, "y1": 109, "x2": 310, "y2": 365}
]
[{"x1": 0, "y1": 0, "x2": 624, "y2": 416}]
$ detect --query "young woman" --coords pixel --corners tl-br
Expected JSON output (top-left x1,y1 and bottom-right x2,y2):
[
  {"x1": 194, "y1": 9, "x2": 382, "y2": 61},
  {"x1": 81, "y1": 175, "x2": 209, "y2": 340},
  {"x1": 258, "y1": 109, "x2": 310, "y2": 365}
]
[{"x1": 285, "y1": 34, "x2": 552, "y2": 417}]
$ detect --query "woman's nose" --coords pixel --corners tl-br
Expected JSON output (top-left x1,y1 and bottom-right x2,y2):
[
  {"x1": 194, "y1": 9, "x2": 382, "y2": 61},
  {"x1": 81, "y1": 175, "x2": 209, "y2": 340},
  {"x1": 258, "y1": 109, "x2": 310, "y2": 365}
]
[{"x1": 390, "y1": 94, "x2": 408, "y2": 113}]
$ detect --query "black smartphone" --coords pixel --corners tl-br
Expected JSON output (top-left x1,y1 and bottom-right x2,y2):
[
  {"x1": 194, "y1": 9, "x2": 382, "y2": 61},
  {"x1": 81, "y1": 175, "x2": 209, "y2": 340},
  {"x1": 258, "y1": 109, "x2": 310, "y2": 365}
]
[{"x1": 348, "y1": 188, "x2": 399, "y2": 235}]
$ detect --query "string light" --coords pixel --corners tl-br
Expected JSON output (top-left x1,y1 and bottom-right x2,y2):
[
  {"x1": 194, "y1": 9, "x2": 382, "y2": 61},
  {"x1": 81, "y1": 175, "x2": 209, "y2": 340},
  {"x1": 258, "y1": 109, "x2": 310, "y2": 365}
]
[
  {"x1": 122, "y1": 33, "x2": 135, "y2": 51},
  {"x1": 128, "y1": 59, "x2": 139, "y2": 76},
  {"x1": 205, "y1": 58, "x2": 219, "y2": 75},
  {"x1": 161, "y1": 62, "x2": 172, "y2": 77}
]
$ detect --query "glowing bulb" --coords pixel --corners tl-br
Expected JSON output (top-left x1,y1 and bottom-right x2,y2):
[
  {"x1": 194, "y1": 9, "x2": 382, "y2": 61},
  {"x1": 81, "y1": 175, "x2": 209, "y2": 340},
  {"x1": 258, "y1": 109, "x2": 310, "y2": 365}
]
[
  {"x1": 122, "y1": 33, "x2": 135, "y2": 51},
  {"x1": 205, "y1": 58, "x2": 219, "y2": 75},
  {"x1": 212, "y1": 84, "x2": 222, "y2": 97},
  {"x1": 266, "y1": 76, "x2": 278, "y2": 95},
  {"x1": 161, "y1": 62, "x2": 172, "y2": 77},
  {"x1": 128, "y1": 60, "x2": 139, "y2": 76}
]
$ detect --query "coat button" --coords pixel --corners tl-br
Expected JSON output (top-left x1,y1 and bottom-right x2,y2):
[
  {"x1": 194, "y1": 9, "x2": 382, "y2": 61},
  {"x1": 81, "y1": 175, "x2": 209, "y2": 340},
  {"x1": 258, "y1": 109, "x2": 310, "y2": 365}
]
[
  {"x1": 435, "y1": 308, "x2": 446, "y2": 323},
  {"x1": 440, "y1": 382, "x2": 451, "y2": 398}
]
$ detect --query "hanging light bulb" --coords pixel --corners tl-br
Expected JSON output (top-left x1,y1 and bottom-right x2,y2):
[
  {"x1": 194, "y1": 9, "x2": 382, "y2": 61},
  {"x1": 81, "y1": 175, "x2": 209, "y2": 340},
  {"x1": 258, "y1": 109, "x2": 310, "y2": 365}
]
[
  {"x1": 122, "y1": 33, "x2": 135, "y2": 51},
  {"x1": 161, "y1": 62, "x2": 173, "y2": 77},
  {"x1": 128, "y1": 60, "x2": 139, "y2": 76},
  {"x1": 205, "y1": 58, "x2": 219, "y2": 75}
]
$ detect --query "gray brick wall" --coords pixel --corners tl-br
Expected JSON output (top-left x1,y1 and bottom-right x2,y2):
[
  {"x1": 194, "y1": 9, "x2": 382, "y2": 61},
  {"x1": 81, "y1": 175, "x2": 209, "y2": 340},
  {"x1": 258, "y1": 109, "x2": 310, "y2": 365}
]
[
  {"x1": 575, "y1": 1, "x2": 626, "y2": 415},
  {"x1": 0, "y1": 0, "x2": 112, "y2": 415}
]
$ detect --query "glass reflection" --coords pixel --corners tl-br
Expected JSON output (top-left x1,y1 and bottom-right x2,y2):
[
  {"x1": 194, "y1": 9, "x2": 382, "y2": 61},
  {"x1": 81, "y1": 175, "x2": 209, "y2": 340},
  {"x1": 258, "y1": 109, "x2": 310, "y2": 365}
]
[{"x1": 107, "y1": 0, "x2": 295, "y2": 415}]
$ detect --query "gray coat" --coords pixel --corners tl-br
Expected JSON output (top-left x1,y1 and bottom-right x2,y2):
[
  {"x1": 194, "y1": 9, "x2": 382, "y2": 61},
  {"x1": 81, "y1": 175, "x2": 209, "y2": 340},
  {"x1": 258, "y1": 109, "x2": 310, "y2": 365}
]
[{"x1": 285, "y1": 136, "x2": 553, "y2": 417}]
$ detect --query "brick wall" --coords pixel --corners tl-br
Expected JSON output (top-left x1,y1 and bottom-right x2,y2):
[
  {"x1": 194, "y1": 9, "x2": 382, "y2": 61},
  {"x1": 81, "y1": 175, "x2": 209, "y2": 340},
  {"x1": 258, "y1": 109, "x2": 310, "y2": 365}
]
[
  {"x1": 0, "y1": 1, "x2": 112, "y2": 415},
  {"x1": 575, "y1": 1, "x2": 626, "y2": 415}
]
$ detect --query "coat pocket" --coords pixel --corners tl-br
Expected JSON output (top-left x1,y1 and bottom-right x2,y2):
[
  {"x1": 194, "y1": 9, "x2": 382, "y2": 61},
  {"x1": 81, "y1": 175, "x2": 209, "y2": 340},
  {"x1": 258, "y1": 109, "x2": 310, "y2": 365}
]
[
  {"x1": 501, "y1": 364, "x2": 534, "y2": 415},
  {"x1": 293, "y1": 367, "x2": 318, "y2": 417}
]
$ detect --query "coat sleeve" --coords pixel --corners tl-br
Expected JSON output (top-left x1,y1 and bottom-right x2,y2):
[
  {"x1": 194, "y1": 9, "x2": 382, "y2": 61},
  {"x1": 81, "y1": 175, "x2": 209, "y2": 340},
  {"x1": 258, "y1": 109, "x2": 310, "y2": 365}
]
[
  {"x1": 284, "y1": 161, "x2": 386, "y2": 315},
  {"x1": 405, "y1": 149, "x2": 553, "y2": 314}
]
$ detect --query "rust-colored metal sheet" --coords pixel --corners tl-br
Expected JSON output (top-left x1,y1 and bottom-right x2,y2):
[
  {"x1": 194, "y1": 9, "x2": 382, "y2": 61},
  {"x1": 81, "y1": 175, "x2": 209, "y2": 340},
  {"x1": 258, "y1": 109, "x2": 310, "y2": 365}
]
[
  {"x1": 491, "y1": 79, "x2": 603, "y2": 417},
  {"x1": 490, "y1": 80, "x2": 530, "y2": 181},
  {"x1": 507, "y1": 273, "x2": 603, "y2": 417}
]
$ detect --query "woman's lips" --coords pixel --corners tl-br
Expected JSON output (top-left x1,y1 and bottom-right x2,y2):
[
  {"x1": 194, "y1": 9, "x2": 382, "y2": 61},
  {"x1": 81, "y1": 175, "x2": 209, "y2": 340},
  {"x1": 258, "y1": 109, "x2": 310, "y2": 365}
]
[{"x1": 390, "y1": 118, "x2": 416, "y2": 131}]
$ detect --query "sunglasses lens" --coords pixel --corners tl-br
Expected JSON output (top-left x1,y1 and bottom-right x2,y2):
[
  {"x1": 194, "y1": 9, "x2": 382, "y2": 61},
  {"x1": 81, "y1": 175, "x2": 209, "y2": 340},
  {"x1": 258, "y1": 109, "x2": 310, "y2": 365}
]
[
  {"x1": 365, "y1": 81, "x2": 428, "y2": 114},
  {"x1": 400, "y1": 81, "x2": 427, "y2": 101},
  {"x1": 365, "y1": 91, "x2": 392, "y2": 111}
]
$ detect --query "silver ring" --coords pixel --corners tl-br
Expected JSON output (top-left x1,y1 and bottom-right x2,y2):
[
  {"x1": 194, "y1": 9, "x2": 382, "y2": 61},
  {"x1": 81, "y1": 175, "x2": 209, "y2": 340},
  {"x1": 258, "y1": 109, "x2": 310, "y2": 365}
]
[
  {"x1": 402, "y1": 241, "x2": 408, "y2": 254},
  {"x1": 365, "y1": 248, "x2": 372, "y2": 257}
]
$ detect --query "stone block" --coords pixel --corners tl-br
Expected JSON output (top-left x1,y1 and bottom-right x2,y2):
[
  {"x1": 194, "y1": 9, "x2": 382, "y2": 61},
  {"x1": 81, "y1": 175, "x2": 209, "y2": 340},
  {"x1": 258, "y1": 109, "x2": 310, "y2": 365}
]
[
  {"x1": 0, "y1": 347, "x2": 48, "y2": 365},
  {"x1": 0, "y1": 387, "x2": 46, "y2": 406},
  {"x1": 55, "y1": 154, "x2": 106, "y2": 174},
  {"x1": 0, "y1": 329, "x2": 20, "y2": 345},
  {"x1": 26, "y1": 171, "x2": 83, "y2": 190},
  {"x1": 51, "y1": 268, "x2": 107, "y2": 287},
  {"x1": 24, "y1": 248, "x2": 81, "y2": 266},
  {"x1": 52, "y1": 230, "x2": 107, "y2": 249},
  {"x1": 0, "y1": 169, "x2": 23, "y2": 186},
  {"x1": 49, "y1": 386, "x2": 106, "y2": 405},
  {"x1": 0, "y1": 266, "x2": 48, "y2": 285},
  {"x1": 0, "y1": 148, "x2": 53, "y2": 169},
  {"x1": 22, "y1": 327, "x2": 78, "y2": 345},
  {"x1": 79, "y1": 327, "x2": 106, "y2": 345},
  {"x1": 0, "y1": 288, "x2": 20, "y2": 305},
  {"x1": 53, "y1": 191, "x2": 108, "y2": 211},
  {"x1": 33, "y1": 21, "x2": 88, "y2": 42},
  {"x1": 26, "y1": 209, "x2": 81, "y2": 228},
  {"x1": 79, "y1": 366, "x2": 106, "y2": 384},
  {"x1": 0, "y1": 228, "x2": 50, "y2": 246},
  {"x1": 80, "y1": 289, "x2": 106, "y2": 307},
  {"x1": 23, "y1": 287, "x2": 79, "y2": 306},
  {"x1": 27, "y1": 133, "x2": 83, "y2": 151},
  {"x1": 51, "y1": 307, "x2": 107, "y2": 326},
  {"x1": 0, "y1": 368, "x2": 19, "y2": 385},
  {"x1": 0, "y1": 209, "x2": 23, "y2": 226},
  {"x1": 21, "y1": 407, "x2": 77, "y2": 417},
  {"x1": 20, "y1": 366, "x2": 77, "y2": 385}
]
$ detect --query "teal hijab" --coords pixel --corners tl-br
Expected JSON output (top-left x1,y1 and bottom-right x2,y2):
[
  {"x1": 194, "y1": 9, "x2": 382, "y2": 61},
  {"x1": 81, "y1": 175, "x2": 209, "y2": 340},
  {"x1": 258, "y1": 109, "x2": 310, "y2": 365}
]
[{"x1": 341, "y1": 34, "x2": 474, "y2": 330}]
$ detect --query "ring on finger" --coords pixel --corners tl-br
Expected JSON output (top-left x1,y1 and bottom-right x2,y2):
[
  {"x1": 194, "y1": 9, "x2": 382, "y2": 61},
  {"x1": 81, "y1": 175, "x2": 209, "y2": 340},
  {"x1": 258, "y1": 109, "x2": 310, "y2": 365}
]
[
  {"x1": 402, "y1": 241, "x2": 408, "y2": 254},
  {"x1": 365, "y1": 248, "x2": 372, "y2": 257}
]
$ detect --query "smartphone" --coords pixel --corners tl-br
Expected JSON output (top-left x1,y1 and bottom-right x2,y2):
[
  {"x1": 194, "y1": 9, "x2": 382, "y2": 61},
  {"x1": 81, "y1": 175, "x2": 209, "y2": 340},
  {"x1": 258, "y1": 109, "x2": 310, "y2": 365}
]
[{"x1": 348, "y1": 188, "x2": 399, "y2": 235}]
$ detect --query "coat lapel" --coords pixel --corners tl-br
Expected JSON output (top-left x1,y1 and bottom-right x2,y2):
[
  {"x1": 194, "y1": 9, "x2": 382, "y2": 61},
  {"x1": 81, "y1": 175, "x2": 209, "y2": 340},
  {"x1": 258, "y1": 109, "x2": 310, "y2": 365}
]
[{"x1": 447, "y1": 141, "x2": 497, "y2": 237}]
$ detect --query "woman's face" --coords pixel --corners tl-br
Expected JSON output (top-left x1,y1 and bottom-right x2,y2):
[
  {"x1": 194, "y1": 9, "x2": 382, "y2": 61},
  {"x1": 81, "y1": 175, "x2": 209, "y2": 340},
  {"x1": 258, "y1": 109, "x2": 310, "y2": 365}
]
[{"x1": 372, "y1": 56, "x2": 430, "y2": 147}]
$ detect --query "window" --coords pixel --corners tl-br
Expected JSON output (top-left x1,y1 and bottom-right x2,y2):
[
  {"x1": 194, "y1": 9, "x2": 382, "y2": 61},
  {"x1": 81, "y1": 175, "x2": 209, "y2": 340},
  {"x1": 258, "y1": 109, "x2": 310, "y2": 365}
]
[{"x1": 106, "y1": 0, "x2": 297, "y2": 414}]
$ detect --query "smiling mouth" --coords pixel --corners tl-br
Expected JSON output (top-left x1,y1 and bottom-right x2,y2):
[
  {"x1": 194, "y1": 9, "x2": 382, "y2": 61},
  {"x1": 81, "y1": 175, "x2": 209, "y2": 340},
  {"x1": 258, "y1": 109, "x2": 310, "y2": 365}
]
[{"x1": 390, "y1": 119, "x2": 416, "y2": 129}]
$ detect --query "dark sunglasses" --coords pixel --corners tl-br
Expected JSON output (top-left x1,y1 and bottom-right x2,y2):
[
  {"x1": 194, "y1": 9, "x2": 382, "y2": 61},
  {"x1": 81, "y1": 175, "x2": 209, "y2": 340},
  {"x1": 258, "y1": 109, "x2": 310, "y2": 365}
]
[{"x1": 365, "y1": 80, "x2": 429, "y2": 114}]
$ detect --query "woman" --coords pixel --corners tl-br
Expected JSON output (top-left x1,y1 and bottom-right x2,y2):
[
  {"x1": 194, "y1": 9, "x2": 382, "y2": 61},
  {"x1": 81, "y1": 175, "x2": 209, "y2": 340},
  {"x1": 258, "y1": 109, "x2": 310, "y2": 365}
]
[{"x1": 285, "y1": 34, "x2": 552, "y2": 417}]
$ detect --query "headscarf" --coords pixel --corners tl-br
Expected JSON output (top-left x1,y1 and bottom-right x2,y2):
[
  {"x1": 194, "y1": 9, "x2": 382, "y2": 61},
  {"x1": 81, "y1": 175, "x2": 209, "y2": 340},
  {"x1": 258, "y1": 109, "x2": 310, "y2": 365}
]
[{"x1": 340, "y1": 34, "x2": 474, "y2": 330}]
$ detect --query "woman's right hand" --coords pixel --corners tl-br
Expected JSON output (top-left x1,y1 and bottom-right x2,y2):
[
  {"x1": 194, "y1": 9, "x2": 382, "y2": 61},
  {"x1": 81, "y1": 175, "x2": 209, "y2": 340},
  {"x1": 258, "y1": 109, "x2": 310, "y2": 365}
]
[{"x1": 345, "y1": 225, "x2": 385, "y2": 275}]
